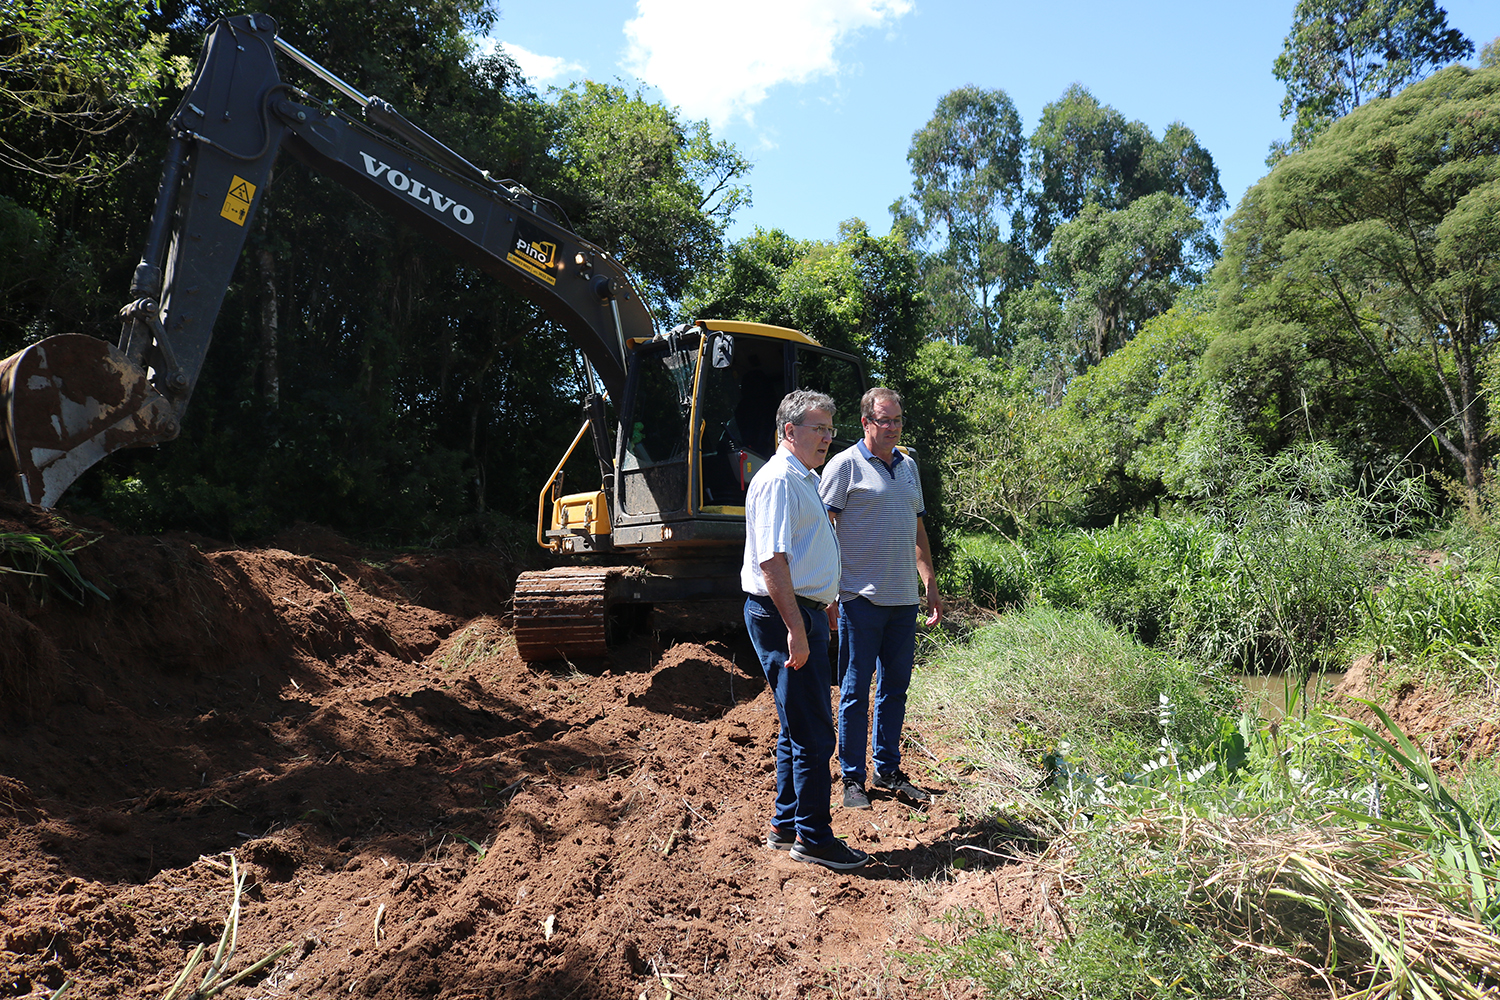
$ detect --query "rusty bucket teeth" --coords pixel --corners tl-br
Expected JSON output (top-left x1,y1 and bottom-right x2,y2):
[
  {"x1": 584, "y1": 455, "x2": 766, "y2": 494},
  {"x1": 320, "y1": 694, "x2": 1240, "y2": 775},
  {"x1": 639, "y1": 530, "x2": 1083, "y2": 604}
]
[{"x1": 0, "y1": 334, "x2": 179, "y2": 507}]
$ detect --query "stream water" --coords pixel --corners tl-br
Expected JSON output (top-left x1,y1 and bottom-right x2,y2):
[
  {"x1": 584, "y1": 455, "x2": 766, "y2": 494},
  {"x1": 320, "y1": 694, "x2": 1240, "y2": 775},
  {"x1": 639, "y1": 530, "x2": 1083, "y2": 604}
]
[{"x1": 1237, "y1": 671, "x2": 1347, "y2": 720}]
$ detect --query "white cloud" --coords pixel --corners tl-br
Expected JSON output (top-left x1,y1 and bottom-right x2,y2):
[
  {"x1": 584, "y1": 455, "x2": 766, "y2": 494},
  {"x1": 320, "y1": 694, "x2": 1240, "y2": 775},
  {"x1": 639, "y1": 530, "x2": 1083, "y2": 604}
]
[
  {"x1": 482, "y1": 40, "x2": 586, "y2": 86},
  {"x1": 623, "y1": 0, "x2": 914, "y2": 127}
]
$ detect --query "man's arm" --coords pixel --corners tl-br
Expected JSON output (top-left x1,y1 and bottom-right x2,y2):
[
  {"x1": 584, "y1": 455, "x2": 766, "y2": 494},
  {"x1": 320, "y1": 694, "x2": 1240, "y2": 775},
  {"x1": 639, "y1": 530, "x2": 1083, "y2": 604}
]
[
  {"x1": 826, "y1": 511, "x2": 841, "y2": 630},
  {"x1": 916, "y1": 517, "x2": 943, "y2": 626},
  {"x1": 760, "y1": 552, "x2": 811, "y2": 669}
]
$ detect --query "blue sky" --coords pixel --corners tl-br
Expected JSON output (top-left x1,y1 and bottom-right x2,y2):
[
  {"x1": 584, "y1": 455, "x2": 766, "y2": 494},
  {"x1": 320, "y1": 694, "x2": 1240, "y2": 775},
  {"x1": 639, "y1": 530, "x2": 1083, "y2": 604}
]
[{"x1": 485, "y1": 1, "x2": 1500, "y2": 245}]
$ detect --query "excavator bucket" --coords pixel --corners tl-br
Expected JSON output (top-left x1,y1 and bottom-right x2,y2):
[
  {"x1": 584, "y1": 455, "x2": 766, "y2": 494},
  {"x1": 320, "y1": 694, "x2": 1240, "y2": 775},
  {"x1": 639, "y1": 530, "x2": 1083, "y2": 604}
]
[{"x1": 0, "y1": 334, "x2": 180, "y2": 507}]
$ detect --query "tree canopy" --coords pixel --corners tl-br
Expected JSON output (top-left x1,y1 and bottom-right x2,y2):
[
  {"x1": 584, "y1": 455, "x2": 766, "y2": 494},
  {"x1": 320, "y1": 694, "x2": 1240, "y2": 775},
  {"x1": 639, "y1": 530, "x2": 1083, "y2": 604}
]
[
  {"x1": 682, "y1": 219, "x2": 925, "y2": 388},
  {"x1": 1216, "y1": 62, "x2": 1500, "y2": 492},
  {"x1": 1272, "y1": 0, "x2": 1473, "y2": 151},
  {"x1": 893, "y1": 86, "x2": 1028, "y2": 354}
]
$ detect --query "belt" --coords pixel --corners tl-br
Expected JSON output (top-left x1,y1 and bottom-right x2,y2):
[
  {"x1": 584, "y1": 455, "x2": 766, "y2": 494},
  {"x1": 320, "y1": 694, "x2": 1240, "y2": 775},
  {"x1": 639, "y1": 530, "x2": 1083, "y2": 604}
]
[{"x1": 795, "y1": 595, "x2": 828, "y2": 611}]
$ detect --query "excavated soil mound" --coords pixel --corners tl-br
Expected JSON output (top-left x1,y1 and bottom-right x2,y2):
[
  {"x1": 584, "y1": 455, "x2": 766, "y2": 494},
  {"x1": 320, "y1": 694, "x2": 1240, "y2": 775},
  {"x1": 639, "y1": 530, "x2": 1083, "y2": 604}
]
[{"x1": 0, "y1": 502, "x2": 1044, "y2": 999}]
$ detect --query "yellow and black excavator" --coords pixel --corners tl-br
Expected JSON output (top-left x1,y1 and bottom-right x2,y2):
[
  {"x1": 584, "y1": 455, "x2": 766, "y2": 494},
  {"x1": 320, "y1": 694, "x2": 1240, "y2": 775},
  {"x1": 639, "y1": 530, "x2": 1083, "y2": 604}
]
[{"x1": 0, "y1": 14, "x2": 867, "y2": 659}]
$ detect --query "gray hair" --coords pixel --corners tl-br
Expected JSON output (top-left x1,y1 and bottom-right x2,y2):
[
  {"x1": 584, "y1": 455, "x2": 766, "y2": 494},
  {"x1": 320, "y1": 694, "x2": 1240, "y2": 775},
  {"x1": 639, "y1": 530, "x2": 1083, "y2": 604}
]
[
  {"x1": 860, "y1": 386, "x2": 902, "y2": 421},
  {"x1": 776, "y1": 389, "x2": 836, "y2": 442}
]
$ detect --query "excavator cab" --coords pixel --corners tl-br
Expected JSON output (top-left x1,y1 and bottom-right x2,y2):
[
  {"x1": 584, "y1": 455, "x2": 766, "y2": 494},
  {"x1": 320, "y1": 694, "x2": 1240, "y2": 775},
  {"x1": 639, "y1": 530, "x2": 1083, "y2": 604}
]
[{"x1": 539, "y1": 320, "x2": 865, "y2": 556}]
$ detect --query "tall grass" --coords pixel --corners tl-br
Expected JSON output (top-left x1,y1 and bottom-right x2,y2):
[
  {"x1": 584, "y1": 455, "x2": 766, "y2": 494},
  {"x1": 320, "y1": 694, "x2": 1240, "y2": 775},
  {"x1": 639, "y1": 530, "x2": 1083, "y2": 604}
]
[
  {"x1": 942, "y1": 444, "x2": 1437, "y2": 694},
  {"x1": 910, "y1": 602, "x2": 1238, "y2": 793}
]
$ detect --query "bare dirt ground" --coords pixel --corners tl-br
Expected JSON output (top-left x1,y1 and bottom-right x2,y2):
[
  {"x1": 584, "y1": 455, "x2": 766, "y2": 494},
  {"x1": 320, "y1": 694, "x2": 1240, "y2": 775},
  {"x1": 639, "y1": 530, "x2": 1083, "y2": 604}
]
[{"x1": 0, "y1": 502, "x2": 1050, "y2": 1000}]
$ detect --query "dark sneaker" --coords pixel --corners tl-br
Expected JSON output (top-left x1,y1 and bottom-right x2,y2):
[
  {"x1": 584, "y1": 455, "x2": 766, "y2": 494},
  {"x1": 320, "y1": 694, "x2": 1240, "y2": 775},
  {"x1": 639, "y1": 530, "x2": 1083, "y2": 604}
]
[
  {"x1": 791, "y1": 837, "x2": 871, "y2": 871},
  {"x1": 766, "y1": 825, "x2": 795, "y2": 851},
  {"x1": 842, "y1": 778, "x2": 871, "y2": 810},
  {"x1": 874, "y1": 769, "x2": 932, "y2": 804}
]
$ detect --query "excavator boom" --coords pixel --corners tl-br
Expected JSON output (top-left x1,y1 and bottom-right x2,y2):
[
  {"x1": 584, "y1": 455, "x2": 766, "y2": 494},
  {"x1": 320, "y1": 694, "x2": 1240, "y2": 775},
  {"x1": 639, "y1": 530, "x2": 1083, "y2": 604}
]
[
  {"x1": 2, "y1": 14, "x2": 873, "y2": 663},
  {"x1": 0, "y1": 12, "x2": 650, "y2": 507}
]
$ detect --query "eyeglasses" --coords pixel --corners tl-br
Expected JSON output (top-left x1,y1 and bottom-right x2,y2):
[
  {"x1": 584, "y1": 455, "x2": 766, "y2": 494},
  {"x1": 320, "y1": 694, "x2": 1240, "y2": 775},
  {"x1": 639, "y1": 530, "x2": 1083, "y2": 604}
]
[
  {"x1": 866, "y1": 416, "x2": 904, "y2": 428},
  {"x1": 795, "y1": 423, "x2": 835, "y2": 437}
]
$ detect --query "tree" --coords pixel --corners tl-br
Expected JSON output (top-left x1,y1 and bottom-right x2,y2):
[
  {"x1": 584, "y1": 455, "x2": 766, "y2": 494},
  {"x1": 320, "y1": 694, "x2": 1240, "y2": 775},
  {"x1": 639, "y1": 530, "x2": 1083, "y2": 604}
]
[
  {"x1": 684, "y1": 220, "x2": 926, "y2": 388},
  {"x1": 1047, "y1": 192, "x2": 1215, "y2": 366},
  {"x1": 1019, "y1": 87, "x2": 1225, "y2": 371},
  {"x1": 893, "y1": 87, "x2": 1028, "y2": 354},
  {"x1": 1272, "y1": 0, "x2": 1473, "y2": 151},
  {"x1": 908, "y1": 339, "x2": 1095, "y2": 533},
  {"x1": 1061, "y1": 300, "x2": 1222, "y2": 509},
  {"x1": 0, "y1": 0, "x2": 178, "y2": 186},
  {"x1": 1027, "y1": 85, "x2": 1225, "y2": 252},
  {"x1": 1215, "y1": 63, "x2": 1500, "y2": 494},
  {"x1": 550, "y1": 82, "x2": 749, "y2": 313}
]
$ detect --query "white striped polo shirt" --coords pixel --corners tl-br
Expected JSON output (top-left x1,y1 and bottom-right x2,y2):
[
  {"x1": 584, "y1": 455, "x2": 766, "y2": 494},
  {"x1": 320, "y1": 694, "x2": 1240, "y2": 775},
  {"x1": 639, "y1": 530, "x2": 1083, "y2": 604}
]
[
  {"x1": 741, "y1": 447, "x2": 842, "y2": 607},
  {"x1": 819, "y1": 440, "x2": 926, "y2": 606}
]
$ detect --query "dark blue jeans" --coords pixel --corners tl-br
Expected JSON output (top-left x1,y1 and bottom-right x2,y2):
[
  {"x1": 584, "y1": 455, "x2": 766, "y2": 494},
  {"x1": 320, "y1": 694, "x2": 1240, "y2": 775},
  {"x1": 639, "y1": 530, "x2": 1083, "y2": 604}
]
[
  {"x1": 837, "y1": 596, "x2": 918, "y2": 785},
  {"x1": 743, "y1": 594, "x2": 836, "y2": 846}
]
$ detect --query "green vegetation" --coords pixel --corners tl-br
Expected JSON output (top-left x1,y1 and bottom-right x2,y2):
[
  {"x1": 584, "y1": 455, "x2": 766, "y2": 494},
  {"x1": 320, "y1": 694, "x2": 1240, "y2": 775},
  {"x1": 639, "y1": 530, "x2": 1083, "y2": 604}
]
[
  {"x1": 913, "y1": 407, "x2": 1500, "y2": 995},
  {"x1": 907, "y1": 587, "x2": 1500, "y2": 998},
  {"x1": 0, "y1": 531, "x2": 107, "y2": 604}
]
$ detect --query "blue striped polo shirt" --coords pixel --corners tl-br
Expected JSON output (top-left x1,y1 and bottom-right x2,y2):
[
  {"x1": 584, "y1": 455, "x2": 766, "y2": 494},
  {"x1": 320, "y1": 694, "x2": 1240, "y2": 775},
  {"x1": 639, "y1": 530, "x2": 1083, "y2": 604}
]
[{"x1": 819, "y1": 440, "x2": 926, "y2": 606}]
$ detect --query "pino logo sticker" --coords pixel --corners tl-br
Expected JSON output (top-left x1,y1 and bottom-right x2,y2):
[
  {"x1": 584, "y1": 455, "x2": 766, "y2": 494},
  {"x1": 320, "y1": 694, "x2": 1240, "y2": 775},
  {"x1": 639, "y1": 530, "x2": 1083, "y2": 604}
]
[
  {"x1": 220, "y1": 176, "x2": 256, "y2": 226},
  {"x1": 505, "y1": 220, "x2": 558, "y2": 286}
]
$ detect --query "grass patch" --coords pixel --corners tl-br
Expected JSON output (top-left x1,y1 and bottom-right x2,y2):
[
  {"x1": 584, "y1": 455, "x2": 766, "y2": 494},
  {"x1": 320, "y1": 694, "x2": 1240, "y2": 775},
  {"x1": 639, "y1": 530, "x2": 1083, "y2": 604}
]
[
  {"x1": 910, "y1": 601, "x2": 1237, "y2": 781},
  {"x1": 0, "y1": 531, "x2": 108, "y2": 604},
  {"x1": 908, "y1": 593, "x2": 1500, "y2": 999}
]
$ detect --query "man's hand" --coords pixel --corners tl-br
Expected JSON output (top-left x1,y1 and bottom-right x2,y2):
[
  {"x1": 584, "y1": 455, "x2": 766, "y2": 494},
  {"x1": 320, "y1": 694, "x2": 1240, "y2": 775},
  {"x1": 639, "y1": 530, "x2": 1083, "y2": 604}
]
[
  {"x1": 786, "y1": 627, "x2": 810, "y2": 670},
  {"x1": 916, "y1": 518, "x2": 942, "y2": 627},
  {"x1": 925, "y1": 592, "x2": 944, "y2": 627}
]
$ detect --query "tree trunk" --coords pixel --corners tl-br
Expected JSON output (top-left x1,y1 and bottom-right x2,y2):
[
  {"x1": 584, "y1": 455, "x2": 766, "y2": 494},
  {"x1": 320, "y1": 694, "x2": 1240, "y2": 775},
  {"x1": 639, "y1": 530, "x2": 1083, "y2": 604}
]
[{"x1": 257, "y1": 247, "x2": 280, "y2": 409}]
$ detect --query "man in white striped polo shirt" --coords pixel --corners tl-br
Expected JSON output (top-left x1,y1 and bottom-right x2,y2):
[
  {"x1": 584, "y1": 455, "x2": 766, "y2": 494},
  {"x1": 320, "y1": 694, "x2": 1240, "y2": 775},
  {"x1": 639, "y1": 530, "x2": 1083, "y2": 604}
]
[
  {"x1": 743, "y1": 389, "x2": 871, "y2": 871},
  {"x1": 819, "y1": 387, "x2": 943, "y2": 809}
]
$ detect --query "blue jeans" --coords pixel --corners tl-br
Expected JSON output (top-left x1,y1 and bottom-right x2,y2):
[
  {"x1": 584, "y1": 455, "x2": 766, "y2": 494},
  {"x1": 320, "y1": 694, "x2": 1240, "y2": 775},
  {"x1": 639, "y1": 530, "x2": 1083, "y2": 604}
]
[
  {"x1": 837, "y1": 597, "x2": 918, "y2": 785},
  {"x1": 743, "y1": 594, "x2": 836, "y2": 846}
]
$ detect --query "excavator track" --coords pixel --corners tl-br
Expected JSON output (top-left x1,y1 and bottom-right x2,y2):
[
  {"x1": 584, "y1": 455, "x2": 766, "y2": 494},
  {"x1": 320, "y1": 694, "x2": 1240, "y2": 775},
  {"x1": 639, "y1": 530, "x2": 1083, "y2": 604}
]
[{"x1": 512, "y1": 566, "x2": 640, "y2": 662}]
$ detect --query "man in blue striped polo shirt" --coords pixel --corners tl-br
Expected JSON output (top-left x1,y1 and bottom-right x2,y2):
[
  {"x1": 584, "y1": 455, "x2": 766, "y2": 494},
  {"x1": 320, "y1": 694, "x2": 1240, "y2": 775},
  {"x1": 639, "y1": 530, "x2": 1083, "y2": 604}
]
[
  {"x1": 742, "y1": 389, "x2": 871, "y2": 871},
  {"x1": 819, "y1": 387, "x2": 943, "y2": 809}
]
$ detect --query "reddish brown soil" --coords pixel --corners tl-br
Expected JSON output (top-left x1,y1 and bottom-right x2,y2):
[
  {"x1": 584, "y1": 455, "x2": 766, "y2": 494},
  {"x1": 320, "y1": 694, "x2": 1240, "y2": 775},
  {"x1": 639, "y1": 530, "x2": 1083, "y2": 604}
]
[{"x1": 0, "y1": 502, "x2": 1045, "y2": 999}]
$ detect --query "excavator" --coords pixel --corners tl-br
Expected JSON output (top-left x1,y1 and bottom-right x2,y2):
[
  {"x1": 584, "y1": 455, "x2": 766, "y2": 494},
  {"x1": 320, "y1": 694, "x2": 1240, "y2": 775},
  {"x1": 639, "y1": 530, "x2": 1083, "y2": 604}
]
[{"x1": 0, "y1": 14, "x2": 867, "y2": 660}]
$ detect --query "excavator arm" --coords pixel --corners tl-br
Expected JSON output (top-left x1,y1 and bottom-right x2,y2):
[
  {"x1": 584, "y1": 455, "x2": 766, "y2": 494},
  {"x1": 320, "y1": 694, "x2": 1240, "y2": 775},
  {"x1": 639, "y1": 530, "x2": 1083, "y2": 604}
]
[{"x1": 0, "y1": 12, "x2": 652, "y2": 506}]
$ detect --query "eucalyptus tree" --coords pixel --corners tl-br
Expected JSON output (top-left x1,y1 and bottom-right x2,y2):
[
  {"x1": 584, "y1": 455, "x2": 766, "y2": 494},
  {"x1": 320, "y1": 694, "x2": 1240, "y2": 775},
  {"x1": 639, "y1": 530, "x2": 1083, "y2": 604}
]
[
  {"x1": 1027, "y1": 85, "x2": 1224, "y2": 252},
  {"x1": 1215, "y1": 63, "x2": 1500, "y2": 494},
  {"x1": 894, "y1": 86, "x2": 1028, "y2": 355},
  {"x1": 1272, "y1": 0, "x2": 1473, "y2": 152},
  {"x1": 1048, "y1": 192, "x2": 1215, "y2": 368},
  {"x1": 1024, "y1": 86, "x2": 1225, "y2": 369}
]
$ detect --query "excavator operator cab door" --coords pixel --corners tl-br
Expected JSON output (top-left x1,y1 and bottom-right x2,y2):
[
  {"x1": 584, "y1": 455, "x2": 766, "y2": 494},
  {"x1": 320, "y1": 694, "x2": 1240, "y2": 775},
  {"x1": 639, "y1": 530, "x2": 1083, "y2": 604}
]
[
  {"x1": 615, "y1": 336, "x2": 699, "y2": 525},
  {"x1": 696, "y1": 332, "x2": 866, "y2": 513},
  {"x1": 696, "y1": 332, "x2": 782, "y2": 512}
]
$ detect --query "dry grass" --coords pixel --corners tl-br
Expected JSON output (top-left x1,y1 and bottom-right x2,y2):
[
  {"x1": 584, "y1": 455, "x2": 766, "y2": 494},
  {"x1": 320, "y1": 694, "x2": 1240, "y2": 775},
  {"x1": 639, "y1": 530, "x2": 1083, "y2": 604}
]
[{"x1": 1091, "y1": 813, "x2": 1500, "y2": 999}]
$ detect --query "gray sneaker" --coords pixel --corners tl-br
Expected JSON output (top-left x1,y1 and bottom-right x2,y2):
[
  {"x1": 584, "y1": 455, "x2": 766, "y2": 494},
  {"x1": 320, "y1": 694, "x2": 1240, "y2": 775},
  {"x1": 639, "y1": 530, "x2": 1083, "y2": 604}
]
[
  {"x1": 873, "y1": 769, "x2": 932, "y2": 804},
  {"x1": 842, "y1": 778, "x2": 871, "y2": 810},
  {"x1": 766, "y1": 825, "x2": 795, "y2": 851},
  {"x1": 791, "y1": 837, "x2": 871, "y2": 871}
]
